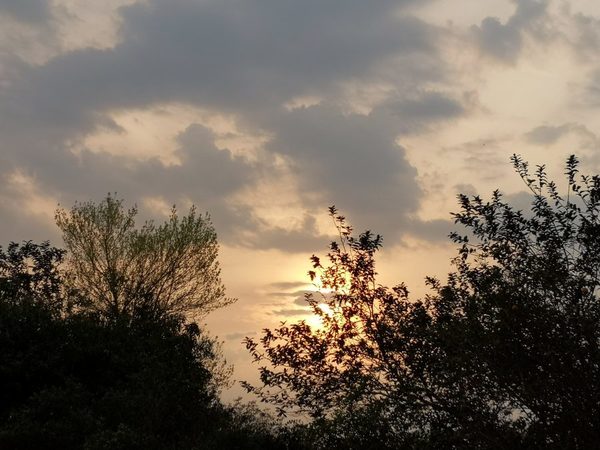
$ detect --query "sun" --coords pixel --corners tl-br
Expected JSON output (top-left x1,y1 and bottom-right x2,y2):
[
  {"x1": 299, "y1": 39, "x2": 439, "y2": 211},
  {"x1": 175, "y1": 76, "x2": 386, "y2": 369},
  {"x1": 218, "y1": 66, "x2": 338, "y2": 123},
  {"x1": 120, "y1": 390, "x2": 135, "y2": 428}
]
[{"x1": 306, "y1": 302, "x2": 334, "y2": 330}]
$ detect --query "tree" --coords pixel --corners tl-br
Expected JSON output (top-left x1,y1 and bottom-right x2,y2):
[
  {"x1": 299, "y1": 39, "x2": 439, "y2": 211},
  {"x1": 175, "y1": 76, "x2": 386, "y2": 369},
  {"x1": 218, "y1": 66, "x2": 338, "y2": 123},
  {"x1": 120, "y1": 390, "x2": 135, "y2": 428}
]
[
  {"x1": 245, "y1": 155, "x2": 600, "y2": 449},
  {"x1": 0, "y1": 240, "x2": 65, "y2": 311},
  {"x1": 0, "y1": 241, "x2": 224, "y2": 449},
  {"x1": 0, "y1": 241, "x2": 302, "y2": 450},
  {"x1": 0, "y1": 239, "x2": 307, "y2": 447},
  {"x1": 55, "y1": 195, "x2": 234, "y2": 318}
]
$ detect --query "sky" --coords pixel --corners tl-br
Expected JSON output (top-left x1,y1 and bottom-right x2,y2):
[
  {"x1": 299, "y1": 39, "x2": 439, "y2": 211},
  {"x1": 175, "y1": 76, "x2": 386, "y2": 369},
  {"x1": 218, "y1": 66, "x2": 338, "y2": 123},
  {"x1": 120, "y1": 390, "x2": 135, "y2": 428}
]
[{"x1": 1, "y1": 0, "x2": 600, "y2": 400}]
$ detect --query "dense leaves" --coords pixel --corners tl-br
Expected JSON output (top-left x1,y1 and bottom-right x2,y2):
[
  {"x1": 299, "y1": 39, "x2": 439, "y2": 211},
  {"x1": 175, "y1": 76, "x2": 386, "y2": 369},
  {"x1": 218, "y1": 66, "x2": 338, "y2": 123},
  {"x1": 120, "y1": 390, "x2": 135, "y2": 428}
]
[
  {"x1": 0, "y1": 242, "x2": 296, "y2": 449},
  {"x1": 0, "y1": 241, "x2": 65, "y2": 310},
  {"x1": 0, "y1": 242, "x2": 220, "y2": 449},
  {"x1": 246, "y1": 157, "x2": 600, "y2": 449},
  {"x1": 55, "y1": 195, "x2": 234, "y2": 318}
]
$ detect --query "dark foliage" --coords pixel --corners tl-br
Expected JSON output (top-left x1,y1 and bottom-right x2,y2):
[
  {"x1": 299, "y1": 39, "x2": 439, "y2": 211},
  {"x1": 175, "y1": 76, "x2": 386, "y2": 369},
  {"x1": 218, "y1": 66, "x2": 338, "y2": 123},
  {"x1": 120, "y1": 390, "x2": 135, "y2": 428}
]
[
  {"x1": 246, "y1": 156, "x2": 600, "y2": 449},
  {"x1": 0, "y1": 242, "x2": 295, "y2": 449},
  {"x1": 0, "y1": 245, "x2": 214, "y2": 448},
  {"x1": 0, "y1": 241, "x2": 65, "y2": 310}
]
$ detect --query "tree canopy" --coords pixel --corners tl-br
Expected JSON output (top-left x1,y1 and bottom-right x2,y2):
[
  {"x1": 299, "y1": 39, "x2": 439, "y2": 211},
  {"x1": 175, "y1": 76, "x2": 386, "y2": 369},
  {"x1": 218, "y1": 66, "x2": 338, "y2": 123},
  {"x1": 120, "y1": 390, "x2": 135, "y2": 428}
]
[
  {"x1": 0, "y1": 241, "x2": 217, "y2": 448},
  {"x1": 55, "y1": 195, "x2": 234, "y2": 318},
  {"x1": 0, "y1": 201, "x2": 298, "y2": 449},
  {"x1": 0, "y1": 241, "x2": 297, "y2": 450},
  {"x1": 245, "y1": 155, "x2": 600, "y2": 449}
]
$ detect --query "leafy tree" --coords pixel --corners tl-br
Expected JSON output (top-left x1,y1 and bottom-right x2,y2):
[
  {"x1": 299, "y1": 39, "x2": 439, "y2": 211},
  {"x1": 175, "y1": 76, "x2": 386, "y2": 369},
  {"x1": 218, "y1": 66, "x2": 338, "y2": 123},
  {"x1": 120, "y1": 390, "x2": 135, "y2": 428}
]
[
  {"x1": 0, "y1": 242, "x2": 224, "y2": 449},
  {"x1": 55, "y1": 195, "x2": 234, "y2": 318},
  {"x1": 204, "y1": 401, "x2": 309, "y2": 450},
  {"x1": 245, "y1": 155, "x2": 600, "y2": 449},
  {"x1": 0, "y1": 241, "x2": 298, "y2": 449},
  {"x1": 0, "y1": 240, "x2": 65, "y2": 310},
  {"x1": 0, "y1": 241, "x2": 303, "y2": 449}
]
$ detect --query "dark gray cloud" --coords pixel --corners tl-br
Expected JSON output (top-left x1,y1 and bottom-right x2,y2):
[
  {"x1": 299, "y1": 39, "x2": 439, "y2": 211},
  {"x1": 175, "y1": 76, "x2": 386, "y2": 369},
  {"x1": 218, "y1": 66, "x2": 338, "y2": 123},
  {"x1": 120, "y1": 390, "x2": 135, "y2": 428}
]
[
  {"x1": 266, "y1": 289, "x2": 334, "y2": 316},
  {"x1": 472, "y1": 0, "x2": 549, "y2": 62},
  {"x1": 264, "y1": 104, "x2": 421, "y2": 239},
  {"x1": 0, "y1": 0, "x2": 50, "y2": 24},
  {"x1": 293, "y1": 294, "x2": 312, "y2": 307},
  {"x1": 525, "y1": 124, "x2": 573, "y2": 145},
  {"x1": 1, "y1": 0, "x2": 438, "y2": 125},
  {"x1": 267, "y1": 289, "x2": 313, "y2": 306},
  {"x1": 473, "y1": 16, "x2": 522, "y2": 61},
  {"x1": 0, "y1": 119, "x2": 258, "y2": 244},
  {"x1": 504, "y1": 190, "x2": 537, "y2": 214},
  {"x1": 0, "y1": 0, "x2": 472, "y2": 252},
  {"x1": 375, "y1": 91, "x2": 467, "y2": 135},
  {"x1": 388, "y1": 92, "x2": 465, "y2": 122},
  {"x1": 239, "y1": 215, "x2": 333, "y2": 253},
  {"x1": 571, "y1": 12, "x2": 600, "y2": 57},
  {"x1": 524, "y1": 123, "x2": 600, "y2": 152},
  {"x1": 117, "y1": 0, "x2": 436, "y2": 108},
  {"x1": 403, "y1": 218, "x2": 454, "y2": 243},
  {"x1": 38, "y1": 124, "x2": 251, "y2": 208}
]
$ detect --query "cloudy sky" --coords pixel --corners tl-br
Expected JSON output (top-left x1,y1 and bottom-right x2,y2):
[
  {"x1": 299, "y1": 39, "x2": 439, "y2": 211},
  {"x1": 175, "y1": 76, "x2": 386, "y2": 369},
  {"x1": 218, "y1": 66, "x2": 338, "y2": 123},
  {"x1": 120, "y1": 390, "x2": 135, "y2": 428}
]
[{"x1": 2, "y1": 0, "x2": 600, "y2": 398}]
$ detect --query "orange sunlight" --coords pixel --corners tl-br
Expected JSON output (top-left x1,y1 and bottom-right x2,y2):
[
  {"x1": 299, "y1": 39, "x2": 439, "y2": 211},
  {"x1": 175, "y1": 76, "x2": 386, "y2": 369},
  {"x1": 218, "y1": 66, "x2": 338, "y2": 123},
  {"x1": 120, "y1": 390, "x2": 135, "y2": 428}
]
[{"x1": 306, "y1": 301, "x2": 334, "y2": 330}]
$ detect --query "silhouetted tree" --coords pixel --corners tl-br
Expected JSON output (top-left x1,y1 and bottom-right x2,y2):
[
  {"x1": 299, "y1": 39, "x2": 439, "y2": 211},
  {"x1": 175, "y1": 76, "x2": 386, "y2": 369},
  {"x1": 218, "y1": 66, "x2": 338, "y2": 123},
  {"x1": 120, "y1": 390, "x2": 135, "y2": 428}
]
[
  {"x1": 205, "y1": 401, "x2": 309, "y2": 450},
  {"x1": 0, "y1": 240, "x2": 65, "y2": 310},
  {"x1": 245, "y1": 155, "x2": 600, "y2": 449},
  {"x1": 0, "y1": 242, "x2": 226, "y2": 449},
  {"x1": 0, "y1": 241, "x2": 302, "y2": 449},
  {"x1": 55, "y1": 195, "x2": 234, "y2": 318}
]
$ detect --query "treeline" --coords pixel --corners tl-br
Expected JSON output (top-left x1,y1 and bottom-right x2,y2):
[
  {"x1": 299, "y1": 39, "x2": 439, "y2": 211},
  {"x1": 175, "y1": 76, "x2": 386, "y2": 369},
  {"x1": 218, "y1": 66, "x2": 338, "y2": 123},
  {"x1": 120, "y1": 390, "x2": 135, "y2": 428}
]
[
  {"x1": 0, "y1": 201, "x2": 297, "y2": 449},
  {"x1": 245, "y1": 156, "x2": 600, "y2": 449},
  {"x1": 3, "y1": 155, "x2": 600, "y2": 449}
]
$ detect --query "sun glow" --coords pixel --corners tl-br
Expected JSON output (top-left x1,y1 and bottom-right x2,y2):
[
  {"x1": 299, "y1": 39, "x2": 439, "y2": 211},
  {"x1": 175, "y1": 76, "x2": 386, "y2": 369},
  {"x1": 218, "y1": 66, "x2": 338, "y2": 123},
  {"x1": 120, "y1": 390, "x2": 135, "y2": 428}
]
[
  {"x1": 316, "y1": 302, "x2": 334, "y2": 317},
  {"x1": 306, "y1": 301, "x2": 335, "y2": 330},
  {"x1": 308, "y1": 271, "x2": 350, "y2": 295}
]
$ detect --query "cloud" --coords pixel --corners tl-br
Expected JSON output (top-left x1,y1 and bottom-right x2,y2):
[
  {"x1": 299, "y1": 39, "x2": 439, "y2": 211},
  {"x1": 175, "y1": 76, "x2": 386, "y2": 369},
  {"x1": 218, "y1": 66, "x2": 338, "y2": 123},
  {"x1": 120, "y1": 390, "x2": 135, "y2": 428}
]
[
  {"x1": 268, "y1": 281, "x2": 308, "y2": 291},
  {"x1": 474, "y1": 16, "x2": 522, "y2": 61},
  {"x1": 271, "y1": 308, "x2": 311, "y2": 317},
  {"x1": 571, "y1": 12, "x2": 600, "y2": 56},
  {"x1": 377, "y1": 91, "x2": 467, "y2": 134},
  {"x1": 224, "y1": 331, "x2": 256, "y2": 341},
  {"x1": 504, "y1": 190, "x2": 538, "y2": 214},
  {"x1": 0, "y1": 119, "x2": 258, "y2": 243},
  {"x1": 0, "y1": 0, "x2": 471, "y2": 252},
  {"x1": 293, "y1": 294, "x2": 313, "y2": 307},
  {"x1": 0, "y1": 197, "x2": 59, "y2": 246},
  {"x1": 524, "y1": 123, "x2": 600, "y2": 151},
  {"x1": 241, "y1": 215, "x2": 332, "y2": 253},
  {"x1": 525, "y1": 124, "x2": 573, "y2": 145},
  {"x1": 390, "y1": 92, "x2": 465, "y2": 121},
  {"x1": 471, "y1": 0, "x2": 549, "y2": 62},
  {"x1": 264, "y1": 104, "x2": 422, "y2": 239},
  {"x1": 0, "y1": 0, "x2": 51, "y2": 24},
  {"x1": 0, "y1": 0, "x2": 439, "y2": 127},
  {"x1": 582, "y1": 70, "x2": 600, "y2": 107},
  {"x1": 403, "y1": 218, "x2": 454, "y2": 243}
]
